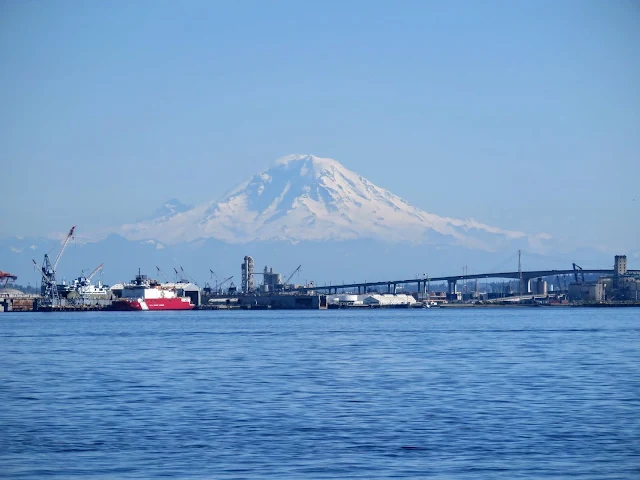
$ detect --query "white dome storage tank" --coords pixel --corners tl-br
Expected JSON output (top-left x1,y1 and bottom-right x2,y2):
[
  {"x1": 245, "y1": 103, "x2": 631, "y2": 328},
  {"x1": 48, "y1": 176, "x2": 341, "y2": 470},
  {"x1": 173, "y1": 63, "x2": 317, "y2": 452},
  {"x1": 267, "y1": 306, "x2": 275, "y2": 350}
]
[{"x1": 338, "y1": 294, "x2": 358, "y2": 303}]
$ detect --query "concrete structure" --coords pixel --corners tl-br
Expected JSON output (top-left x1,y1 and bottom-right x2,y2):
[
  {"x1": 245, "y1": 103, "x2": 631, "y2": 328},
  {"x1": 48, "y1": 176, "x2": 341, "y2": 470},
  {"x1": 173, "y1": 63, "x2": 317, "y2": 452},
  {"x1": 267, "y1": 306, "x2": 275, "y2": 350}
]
[
  {"x1": 615, "y1": 255, "x2": 627, "y2": 276},
  {"x1": 616, "y1": 275, "x2": 640, "y2": 301},
  {"x1": 260, "y1": 266, "x2": 282, "y2": 293},
  {"x1": 241, "y1": 256, "x2": 255, "y2": 293},
  {"x1": 568, "y1": 281, "x2": 605, "y2": 302},
  {"x1": 426, "y1": 292, "x2": 448, "y2": 304},
  {"x1": 1, "y1": 298, "x2": 36, "y2": 312},
  {"x1": 1, "y1": 288, "x2": 37, "y2": 312}
]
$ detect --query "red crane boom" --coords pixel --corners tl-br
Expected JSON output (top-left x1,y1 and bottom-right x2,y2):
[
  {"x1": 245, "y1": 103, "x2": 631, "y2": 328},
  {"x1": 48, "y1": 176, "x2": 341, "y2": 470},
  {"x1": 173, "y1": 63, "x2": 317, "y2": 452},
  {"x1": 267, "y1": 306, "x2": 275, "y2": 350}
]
[{"x1": 0, "y1": 270, "x2": 18, "y2": 288}]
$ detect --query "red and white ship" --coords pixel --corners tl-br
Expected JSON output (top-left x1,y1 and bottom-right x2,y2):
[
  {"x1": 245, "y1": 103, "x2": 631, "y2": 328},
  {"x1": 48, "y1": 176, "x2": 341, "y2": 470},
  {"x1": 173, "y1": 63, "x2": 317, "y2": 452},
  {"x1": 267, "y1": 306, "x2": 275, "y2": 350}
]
[{"x1": 110, "y1": 272, "x2": 195, "y2": 311}]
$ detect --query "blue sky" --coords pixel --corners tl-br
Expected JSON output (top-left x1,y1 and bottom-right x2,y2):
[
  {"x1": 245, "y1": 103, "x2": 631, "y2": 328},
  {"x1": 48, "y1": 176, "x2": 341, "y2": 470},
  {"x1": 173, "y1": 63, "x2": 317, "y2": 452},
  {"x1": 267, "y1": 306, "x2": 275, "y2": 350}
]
[{"x1": 1, "y1": 0, "x2": 638, "y2": 252}]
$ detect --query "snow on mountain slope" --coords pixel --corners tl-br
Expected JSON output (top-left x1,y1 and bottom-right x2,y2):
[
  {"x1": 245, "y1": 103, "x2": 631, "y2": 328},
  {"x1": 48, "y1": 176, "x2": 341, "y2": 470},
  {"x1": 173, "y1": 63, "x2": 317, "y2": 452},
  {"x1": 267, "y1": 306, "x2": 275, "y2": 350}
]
[
  {"x1": 117, "y1": 154, "x2": 551, "y2": 251},
  {"x1": 142, "y1": 198, "x2": 194, "y2": 221}
]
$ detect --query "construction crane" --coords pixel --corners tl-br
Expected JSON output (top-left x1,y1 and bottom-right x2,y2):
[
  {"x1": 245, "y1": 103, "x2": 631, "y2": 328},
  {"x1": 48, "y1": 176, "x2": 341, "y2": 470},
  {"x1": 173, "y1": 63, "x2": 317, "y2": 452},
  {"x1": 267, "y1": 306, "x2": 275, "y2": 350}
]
[
  {"x1": 284, "y1": 265, "x2": 302, "y2": 286},
  {"x1": 0, "y1": 271, "x2": 18, "y2": 288},
  {"x1": 156, "y1": 266, "x2": 170, "y2": 283},
  {"x1": 72, "y1": 263, "x2": 104, "y2": 304},
  {"x1": 32, "y1": 225, "x2": 76, "y2": 307},
  {"x1": 217, "y1": 276, "x2": 233, "y2": 294},
  {"x1": 53, "y1": 226, "x2": 76, "y2": 272},
  {"x1": 572, "y1": 263, "x2": 585, "y2": 283},
  {"x1": 180, "y1": 266, "x2": 198, "y2": 285},
  {"x1": 85, "y1": 263, "x2": 104, "y2": 284},
  {"x1": 206, "y1": 269, "x2": 225, "y2": 292}
]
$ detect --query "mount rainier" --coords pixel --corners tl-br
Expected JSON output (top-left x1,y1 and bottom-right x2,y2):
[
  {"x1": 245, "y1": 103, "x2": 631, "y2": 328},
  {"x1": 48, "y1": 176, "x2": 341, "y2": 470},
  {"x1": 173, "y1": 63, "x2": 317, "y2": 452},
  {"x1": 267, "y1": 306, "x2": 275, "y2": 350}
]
[
  {"x1": 4, "y1": 154, "x2": 565, "y2": 284},
  {"x1": 117, "y1": 154, "x2": 550, "y2": 251}
]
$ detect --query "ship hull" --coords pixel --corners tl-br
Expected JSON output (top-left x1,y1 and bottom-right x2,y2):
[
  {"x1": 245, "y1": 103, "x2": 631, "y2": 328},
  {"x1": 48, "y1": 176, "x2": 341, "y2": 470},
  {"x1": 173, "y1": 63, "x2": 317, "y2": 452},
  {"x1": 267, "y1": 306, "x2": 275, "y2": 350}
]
[{"x1": 111, "y1": 297, "x2": 194, "y2": 311}]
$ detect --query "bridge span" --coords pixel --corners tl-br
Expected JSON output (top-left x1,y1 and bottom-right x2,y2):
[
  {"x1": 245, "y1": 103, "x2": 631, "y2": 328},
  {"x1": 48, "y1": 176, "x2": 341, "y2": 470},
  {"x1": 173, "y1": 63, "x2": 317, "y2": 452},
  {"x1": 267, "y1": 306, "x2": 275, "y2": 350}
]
[{"x1": 308, "y1": 268, "x2": 638, "y2": 296}]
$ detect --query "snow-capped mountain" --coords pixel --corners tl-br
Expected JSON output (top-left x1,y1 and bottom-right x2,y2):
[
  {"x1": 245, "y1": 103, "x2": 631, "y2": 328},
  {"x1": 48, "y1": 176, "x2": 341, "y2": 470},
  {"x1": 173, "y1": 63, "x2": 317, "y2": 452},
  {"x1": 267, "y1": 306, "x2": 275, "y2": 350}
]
[
  {"x1": 4, "y1": 155, "x2": 622, "y2": 285},
  {"x1": 117, "y1": 154, "x2": 551, "y2": 252},
  {"x1": 140, "y1": 198, "x2": 193, "y2": 222}
]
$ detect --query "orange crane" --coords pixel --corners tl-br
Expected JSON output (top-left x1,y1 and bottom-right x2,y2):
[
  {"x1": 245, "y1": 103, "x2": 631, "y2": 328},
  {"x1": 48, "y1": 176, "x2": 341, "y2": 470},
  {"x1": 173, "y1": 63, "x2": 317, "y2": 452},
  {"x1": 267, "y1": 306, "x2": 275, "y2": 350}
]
[{"x1": 0, "y1": 271, "x2": 18, "y2": 288}]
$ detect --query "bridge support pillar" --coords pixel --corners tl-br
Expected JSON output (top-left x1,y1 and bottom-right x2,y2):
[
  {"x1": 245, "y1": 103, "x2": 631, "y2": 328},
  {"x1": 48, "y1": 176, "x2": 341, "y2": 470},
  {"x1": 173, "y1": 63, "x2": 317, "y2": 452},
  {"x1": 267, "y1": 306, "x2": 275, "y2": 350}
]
[{"x1": 447, "y1": 279, "x2": 458, "y2": 301}]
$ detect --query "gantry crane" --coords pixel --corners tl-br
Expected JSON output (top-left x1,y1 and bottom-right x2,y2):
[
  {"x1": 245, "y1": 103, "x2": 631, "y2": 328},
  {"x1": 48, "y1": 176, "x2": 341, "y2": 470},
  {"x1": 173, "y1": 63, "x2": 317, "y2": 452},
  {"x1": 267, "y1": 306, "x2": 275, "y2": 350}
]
[{"x1": 32, "y1": 225, "x2": 76, "y2": 307}]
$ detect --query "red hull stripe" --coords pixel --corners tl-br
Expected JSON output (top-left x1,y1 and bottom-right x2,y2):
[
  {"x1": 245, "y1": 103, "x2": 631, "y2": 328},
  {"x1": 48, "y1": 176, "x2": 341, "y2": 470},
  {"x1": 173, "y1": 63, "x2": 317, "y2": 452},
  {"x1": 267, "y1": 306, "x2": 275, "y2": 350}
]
[{"x1": 112, "y1": 298, "x2": 194, "y2": 311}]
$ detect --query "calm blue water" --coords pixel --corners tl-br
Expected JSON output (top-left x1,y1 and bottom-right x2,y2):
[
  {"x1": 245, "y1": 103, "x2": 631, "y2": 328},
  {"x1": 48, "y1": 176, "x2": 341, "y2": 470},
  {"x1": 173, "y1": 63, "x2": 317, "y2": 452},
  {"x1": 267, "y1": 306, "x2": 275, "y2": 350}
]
[{"x1": 1, "y1": 308, "x2": 639, "y2": 479}]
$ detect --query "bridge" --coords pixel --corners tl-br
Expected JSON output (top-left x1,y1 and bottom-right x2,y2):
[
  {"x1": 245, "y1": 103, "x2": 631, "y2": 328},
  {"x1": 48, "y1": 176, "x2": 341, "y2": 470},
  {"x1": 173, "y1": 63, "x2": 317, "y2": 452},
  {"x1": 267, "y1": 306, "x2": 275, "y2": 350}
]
[{"x1": 308, "y1": 268, "x2": 638, "y2": 296}]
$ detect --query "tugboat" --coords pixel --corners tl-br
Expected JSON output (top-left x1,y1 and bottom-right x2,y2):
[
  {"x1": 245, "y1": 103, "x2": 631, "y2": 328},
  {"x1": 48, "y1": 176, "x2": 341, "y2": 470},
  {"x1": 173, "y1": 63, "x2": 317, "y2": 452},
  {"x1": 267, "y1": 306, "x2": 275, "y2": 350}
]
[{"x1": 110, "y1": 270, "x2": 195, "y2": 311}]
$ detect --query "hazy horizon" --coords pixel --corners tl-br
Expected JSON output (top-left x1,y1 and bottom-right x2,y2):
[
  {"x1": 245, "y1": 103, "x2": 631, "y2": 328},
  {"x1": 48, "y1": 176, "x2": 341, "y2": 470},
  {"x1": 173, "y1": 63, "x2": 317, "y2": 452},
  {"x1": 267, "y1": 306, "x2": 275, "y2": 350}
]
[{"x1": 2, "y1": 1, "x2": 638, "y2": 253}]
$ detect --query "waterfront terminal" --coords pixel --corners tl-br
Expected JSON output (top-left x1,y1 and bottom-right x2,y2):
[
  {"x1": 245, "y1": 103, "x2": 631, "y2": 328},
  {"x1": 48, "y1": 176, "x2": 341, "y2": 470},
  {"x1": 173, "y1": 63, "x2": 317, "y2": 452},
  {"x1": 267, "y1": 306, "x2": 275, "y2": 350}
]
[{"x1": 2, "y1": 254, "x2": 638, "y2": 312}]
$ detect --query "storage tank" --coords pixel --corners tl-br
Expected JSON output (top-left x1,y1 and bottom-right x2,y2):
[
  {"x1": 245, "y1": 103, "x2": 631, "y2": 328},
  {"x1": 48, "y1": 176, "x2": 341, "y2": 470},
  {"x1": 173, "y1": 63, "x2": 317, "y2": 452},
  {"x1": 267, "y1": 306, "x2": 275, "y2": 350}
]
[
  {"x1": 533, "y1": 279, "x2": 547, "y2": 295},
  {"x1": 338, "y1": 294, "x2": 358, "y2": 303}
]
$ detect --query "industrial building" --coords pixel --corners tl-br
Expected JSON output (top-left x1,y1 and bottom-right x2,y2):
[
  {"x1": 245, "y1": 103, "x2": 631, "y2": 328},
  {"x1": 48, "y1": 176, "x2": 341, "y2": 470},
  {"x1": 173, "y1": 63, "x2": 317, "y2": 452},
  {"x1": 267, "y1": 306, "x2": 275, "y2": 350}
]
[
  {"x1": 241, "y1": 256, "x2": 255, "y2": 293},
  {"x1": 260, "y1": 266, "x2": 282, "y2": 293},
  {"x1": 239, "y1": 255, "x2": 304, "y2": 294},
  {"x1": 568, "y1": 281, "x2": 606, "y2": 303},
  {"x1": 568, "y1": 255, "x2": 639, "y2": 302}
]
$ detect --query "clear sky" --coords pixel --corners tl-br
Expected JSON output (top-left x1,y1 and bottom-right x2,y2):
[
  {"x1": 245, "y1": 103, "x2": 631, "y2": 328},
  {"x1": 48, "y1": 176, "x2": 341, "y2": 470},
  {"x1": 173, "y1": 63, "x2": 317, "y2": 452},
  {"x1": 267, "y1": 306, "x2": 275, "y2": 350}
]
[{"x1": 1, "y1": 0, "x2": 638, "y2": 252}]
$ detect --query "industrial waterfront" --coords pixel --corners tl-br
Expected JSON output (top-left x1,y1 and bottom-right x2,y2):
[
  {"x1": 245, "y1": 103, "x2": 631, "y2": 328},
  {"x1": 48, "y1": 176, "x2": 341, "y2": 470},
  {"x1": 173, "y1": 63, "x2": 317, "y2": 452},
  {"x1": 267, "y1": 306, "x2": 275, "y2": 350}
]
[{"x1": 1, "y1": 226, "x2": 639, "y2": 313}]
